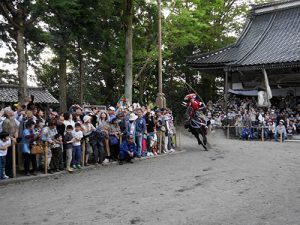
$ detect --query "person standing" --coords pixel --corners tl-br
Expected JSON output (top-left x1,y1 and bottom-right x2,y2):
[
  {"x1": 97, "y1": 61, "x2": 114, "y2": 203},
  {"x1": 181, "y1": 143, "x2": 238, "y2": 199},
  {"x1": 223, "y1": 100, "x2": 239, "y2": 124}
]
[
  {"x1": 2, "y1": 108, "x2": 18, "y2": 178},
  {"x1": 21, "y1": 121, "x2": 37, "y2": 176},
  {"x1": 64, "y1": 125, "x2": 74, "y2": 172},
  {"x1": 0, "y1": 132, "x2": 11, "y2": 180},
  {"x1": 135, "y1": 108, "x2": 147, "y2": 157},
  {"x1": 72, "y1": 123, "x2": 83, "y2": 169}
]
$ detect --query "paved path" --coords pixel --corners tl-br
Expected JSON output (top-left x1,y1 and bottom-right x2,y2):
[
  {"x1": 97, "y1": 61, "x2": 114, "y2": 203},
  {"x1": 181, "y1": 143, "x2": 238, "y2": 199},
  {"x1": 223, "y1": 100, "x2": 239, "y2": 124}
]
[{"x1": 0, "y1": 130, "x2": 299, "y2": 225}]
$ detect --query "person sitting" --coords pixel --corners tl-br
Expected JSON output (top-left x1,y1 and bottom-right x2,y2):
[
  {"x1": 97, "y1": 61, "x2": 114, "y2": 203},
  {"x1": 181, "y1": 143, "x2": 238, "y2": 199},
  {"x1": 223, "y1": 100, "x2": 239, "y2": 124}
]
[
  {"x1": 274, "y1": 120, "x2": 287, "y2": 142},
  {"x1": 119, "y1": 135, "x2": 137, "y2": 165},
  {"x1": 241, "y1": 125, "x2": 252, "y2": 141}
]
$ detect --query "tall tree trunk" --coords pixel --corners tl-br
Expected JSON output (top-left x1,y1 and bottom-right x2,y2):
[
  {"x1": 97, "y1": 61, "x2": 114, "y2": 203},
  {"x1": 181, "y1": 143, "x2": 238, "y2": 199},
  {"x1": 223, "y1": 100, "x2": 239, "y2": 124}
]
[
  {"x1": 124, "y1": 0, "x2": 133, "y2": 105},
  {"x1": 16, "y1": 27, "x2": 27, "y2": 104},
  {"x1": 58, "y1": 50, "x2": 67, "y2": 112},
  {"x1": 78, "y1": 45, "x2": 84, "y2": 106},
  {"x1": 139, "y1": 73, "x2": 144, "y2": 104}
]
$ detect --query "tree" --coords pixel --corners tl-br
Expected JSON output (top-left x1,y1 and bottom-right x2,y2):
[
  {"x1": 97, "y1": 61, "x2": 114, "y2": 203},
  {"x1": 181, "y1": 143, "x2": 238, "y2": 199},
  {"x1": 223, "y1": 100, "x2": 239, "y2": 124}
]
[
  {"x1": 0, "y1": 1, "x2": 44, "y2": 103},
  {"x1": 124, "y1": 0, "x2": 133, "y2": 104}
]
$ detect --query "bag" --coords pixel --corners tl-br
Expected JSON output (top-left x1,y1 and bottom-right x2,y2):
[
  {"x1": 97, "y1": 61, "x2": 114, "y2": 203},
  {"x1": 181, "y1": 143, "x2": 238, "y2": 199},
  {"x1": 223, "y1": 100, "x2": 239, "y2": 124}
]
[
  {"x1": 31, "y1": 143, "x2": 44, "y2": 155},
  {"x1": 109, "y1": 135, "x2": 119, "y2": 145}
]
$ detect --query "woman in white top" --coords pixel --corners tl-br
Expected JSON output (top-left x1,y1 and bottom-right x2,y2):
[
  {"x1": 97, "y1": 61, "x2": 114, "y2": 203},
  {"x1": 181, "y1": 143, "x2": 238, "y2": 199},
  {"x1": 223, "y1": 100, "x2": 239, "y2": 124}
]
[{"x1": 98, "y1": 112, "x2": 109, "y2": 128}]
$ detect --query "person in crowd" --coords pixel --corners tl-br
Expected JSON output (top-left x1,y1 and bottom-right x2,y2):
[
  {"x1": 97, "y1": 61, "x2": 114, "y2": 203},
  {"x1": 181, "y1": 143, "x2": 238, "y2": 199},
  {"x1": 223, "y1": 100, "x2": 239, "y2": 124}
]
[
  {"x1": 72, "y1": 123, "x2": 83, "y2": 169},
  {"x1": 119, "y1": 135, "x2": 137, "y2": 165},
  {"x1": 234, "y1": 114, "x2": 243, "y2": 138},
  {"x1": 287, "y1": 120, "x2": 296, "y2": 139},
  {"x1": 89, "y1": 125, "x2": 105, "y2": 164},
  {"x1": 98, "y1": 111, "x2": 109, "y2": 128},
  {"x1": 109, "y1": 117, "x2": 121, "y2": 161},
  {"x1": 35, "y1": 109, "x2": 45, "y2": 126},
  {"x1": 2, "y1": 107, "x2": 19, "y2": 178},
  {"x1": 101, "y1": 125, "x2": 110, "y2": 165},
  {"x1": 107, "y1": 106, "x2": 116, "y2": 122},
  {"x1": 266, "y1": 120, "x2": 275, "y2": 140},
  {"x1": 26, "y1": 95, "x2": 35, "y2": 111},
  {"x1": 50, "y1": 134, "x2": 63, "y2": 172},
  {"x1": 64, "y1": 112, "x2": 75, "y2": 129},
  {"x1": 0, "y1": 131, "x2": 11, "y2": 180},
  {"x1": 274, "y1": 119, "x2": 287, "y2": 142},
  {"x1": 82, "y1": 115, "x2": 96, "y2": 166},
  {"x1": 117, "y1": 112, "x2": 128, "y2": 140},
  {"x1": 145, "y1": 111, "x2": 157, "y2": 155},
  {"x1": 241, "y1": 125, "x2": 252, "y2": 141},
  {"x1": 21, "y1": 121, "x2": 37, "y2": 176},
  {"x1": 127, "y1": 112, "x2": 138, "y2": 139},
  {"x1": 64, "y1": 125, "x2": 74, "y2": 172},
  {"x1": 73, "y1": 113, "x2": 83, "y2": 125},
  {"x1": 41, "y1": 121, "x2": 58, "y2": 173},
  {"x1": 135, "y1": 108, "x2": 147, "y2": 157},
  {"x1": 164, "y1": 109, "x2": 175, "y2": 153}
]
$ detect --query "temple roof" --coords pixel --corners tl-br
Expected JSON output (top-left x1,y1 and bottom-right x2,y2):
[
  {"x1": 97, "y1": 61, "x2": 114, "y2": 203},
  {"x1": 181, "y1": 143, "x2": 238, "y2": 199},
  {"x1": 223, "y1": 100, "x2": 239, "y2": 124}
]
[
  {"x1": 0, "y1": 84, "x2": 59, "y2": 104},
  {"x1": 187, "y1": 0, "x2": 300, "y2": 71}
]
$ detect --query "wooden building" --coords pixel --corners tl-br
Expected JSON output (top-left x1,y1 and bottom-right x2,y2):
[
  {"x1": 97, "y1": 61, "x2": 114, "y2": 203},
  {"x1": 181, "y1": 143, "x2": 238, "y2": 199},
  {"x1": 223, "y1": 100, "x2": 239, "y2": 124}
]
[{"x1": 187, "y1": 0, "x2": 300, "y2": 102}]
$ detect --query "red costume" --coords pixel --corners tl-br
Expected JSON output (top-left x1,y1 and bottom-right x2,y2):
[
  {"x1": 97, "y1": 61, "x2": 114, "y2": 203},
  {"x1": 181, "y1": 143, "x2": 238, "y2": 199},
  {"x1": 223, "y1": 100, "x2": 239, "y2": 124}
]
[{"x1": 184, "y1": 93, "x2": 203, "y2": 112}]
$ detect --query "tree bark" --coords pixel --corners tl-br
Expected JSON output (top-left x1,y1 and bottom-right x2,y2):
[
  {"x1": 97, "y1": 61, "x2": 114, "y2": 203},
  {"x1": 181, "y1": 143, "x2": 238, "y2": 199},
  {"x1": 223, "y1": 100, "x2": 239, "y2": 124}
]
[
  {"x1": 16, "y1": 26, "x2": 28, "y2": 104},
  {"x1": 124, "y1": 0, "x2": 133, "y2": 105},
  {"x1": 58, "y1": 50, "x2": 67, "y2": 112},
  {"x1": 78, "y1": 44, "x2": 84, "y2": 106}
]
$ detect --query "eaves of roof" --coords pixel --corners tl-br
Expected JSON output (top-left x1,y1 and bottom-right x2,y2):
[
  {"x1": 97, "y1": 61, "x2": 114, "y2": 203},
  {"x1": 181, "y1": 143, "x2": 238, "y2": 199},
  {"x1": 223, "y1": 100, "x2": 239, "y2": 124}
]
[
  {"x1": 187, "y1": 0, "x2": 300, "y2": 72},
  {"x1": 0, "y1": 84, "x2": 59, "y2": 104}
]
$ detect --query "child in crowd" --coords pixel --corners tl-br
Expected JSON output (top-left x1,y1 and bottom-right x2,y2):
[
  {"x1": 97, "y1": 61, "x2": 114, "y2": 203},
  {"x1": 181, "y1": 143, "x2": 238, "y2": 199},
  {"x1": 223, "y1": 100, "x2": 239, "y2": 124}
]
[
  {"x1": 64, "y1": 125, "x2": 74, "y2": 172},
  {"x1": 50, "y1": 134, "x2": 63, "y2": 172},
  {"x1": 72, "y1": 123, "x2": 83, "y2": 169},
  {"x1": 0, "y1": 132, "x2": 11, "y2": 180}
]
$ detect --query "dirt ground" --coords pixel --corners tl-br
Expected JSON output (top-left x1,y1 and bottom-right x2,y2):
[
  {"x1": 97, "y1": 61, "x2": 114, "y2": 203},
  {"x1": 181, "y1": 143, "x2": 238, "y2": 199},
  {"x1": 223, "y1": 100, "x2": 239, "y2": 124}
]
[{"x1": 0, "y1": 129, "x2": 299, "y2": 225}]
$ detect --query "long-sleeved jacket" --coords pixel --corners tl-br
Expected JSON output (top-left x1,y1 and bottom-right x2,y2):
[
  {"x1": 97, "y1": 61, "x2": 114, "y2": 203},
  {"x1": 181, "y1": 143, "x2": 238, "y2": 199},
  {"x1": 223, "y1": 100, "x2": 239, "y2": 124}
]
[{"x1": 119, "y1": 140, "x2": 137, "y2": 157}]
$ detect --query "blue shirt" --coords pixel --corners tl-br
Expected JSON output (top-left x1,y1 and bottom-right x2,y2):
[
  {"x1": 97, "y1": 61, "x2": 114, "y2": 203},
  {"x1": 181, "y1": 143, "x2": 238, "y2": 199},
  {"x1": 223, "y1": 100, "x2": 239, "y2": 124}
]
[
  {"x1": 21, "y1": 129, "x2": 33, "y2": 154},
  {"x1": 135, "y1": 117, "x2": 146, "y2": 134}
]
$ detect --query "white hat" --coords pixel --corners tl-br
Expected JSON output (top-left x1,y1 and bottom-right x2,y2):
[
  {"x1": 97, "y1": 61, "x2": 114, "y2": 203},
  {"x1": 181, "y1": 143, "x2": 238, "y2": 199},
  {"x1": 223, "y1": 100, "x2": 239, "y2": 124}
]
[
  {"x1": 108, "y1": 106, "x2": 116, "y2": 111},
  {"x1": 83, "y1": 115, "x2": 91, "y2": 123},
  {"x1": 129, "y1": 113, "x2": 138, "y2": 121}
]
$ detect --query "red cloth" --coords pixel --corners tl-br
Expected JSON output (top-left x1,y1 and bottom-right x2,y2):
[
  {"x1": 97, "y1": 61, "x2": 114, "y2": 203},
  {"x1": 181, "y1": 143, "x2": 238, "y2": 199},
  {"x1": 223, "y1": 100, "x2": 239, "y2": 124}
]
[{"x1": 190, "y1": 100, "x2": 202, "y2": 111}]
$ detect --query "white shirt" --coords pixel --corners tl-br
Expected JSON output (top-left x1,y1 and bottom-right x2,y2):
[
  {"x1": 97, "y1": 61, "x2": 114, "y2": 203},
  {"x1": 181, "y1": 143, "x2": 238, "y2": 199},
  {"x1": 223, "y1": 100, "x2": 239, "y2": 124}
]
[
  {"x1": 0, "y1": 138, "x2": 11, "y2": 157},
  {"x1": 72, "y1": 130, "x2": 83, "y2": 146}
]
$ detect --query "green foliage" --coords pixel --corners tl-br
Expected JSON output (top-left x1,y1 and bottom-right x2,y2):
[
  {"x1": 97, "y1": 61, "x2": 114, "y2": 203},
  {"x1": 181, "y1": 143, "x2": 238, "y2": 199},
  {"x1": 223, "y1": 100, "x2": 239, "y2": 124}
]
[{"x1": 1, "y1": 0, "x2": 254, "y2": 113}]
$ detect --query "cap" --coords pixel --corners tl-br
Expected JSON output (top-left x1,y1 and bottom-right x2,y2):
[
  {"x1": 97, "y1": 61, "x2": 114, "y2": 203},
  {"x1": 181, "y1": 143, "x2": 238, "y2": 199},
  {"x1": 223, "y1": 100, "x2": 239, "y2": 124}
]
[
  {"x1": 127, "y1": 134, "x2": 134, "y2": 139},
  {"x1": 108, "y1": 106, "x2": 116, "y2": 111}
]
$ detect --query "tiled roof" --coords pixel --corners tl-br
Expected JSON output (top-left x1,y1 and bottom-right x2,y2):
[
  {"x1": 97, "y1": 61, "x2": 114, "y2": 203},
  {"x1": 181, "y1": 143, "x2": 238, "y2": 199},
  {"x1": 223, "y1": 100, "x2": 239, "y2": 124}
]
[
  {"x1": 0, "y1": 84, "x2": 59, "y2": 104},
  {"x1": 187, "y1": 0, "x2": 300, "y2": 71}
]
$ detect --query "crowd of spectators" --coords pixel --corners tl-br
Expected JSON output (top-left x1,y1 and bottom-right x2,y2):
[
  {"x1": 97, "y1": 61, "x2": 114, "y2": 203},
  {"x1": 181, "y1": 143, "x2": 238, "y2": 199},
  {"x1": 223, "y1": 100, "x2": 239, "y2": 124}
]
[
  {"x1": 207, "y1": 94, "x2": 300, "y2": 141},
  {"x1": 0, "y1": 95, "x2": 176, "y2": 179}
]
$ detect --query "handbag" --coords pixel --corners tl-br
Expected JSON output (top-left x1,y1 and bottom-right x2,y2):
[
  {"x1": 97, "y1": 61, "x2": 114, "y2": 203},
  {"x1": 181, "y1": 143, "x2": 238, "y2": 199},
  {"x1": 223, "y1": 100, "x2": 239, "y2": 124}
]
[
  {"x1": 109, "y1": 135, "x2": 119, "y2": 145},
  {"x1": 31, "y1": 143, "x2": 44, "y2": 155}
]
